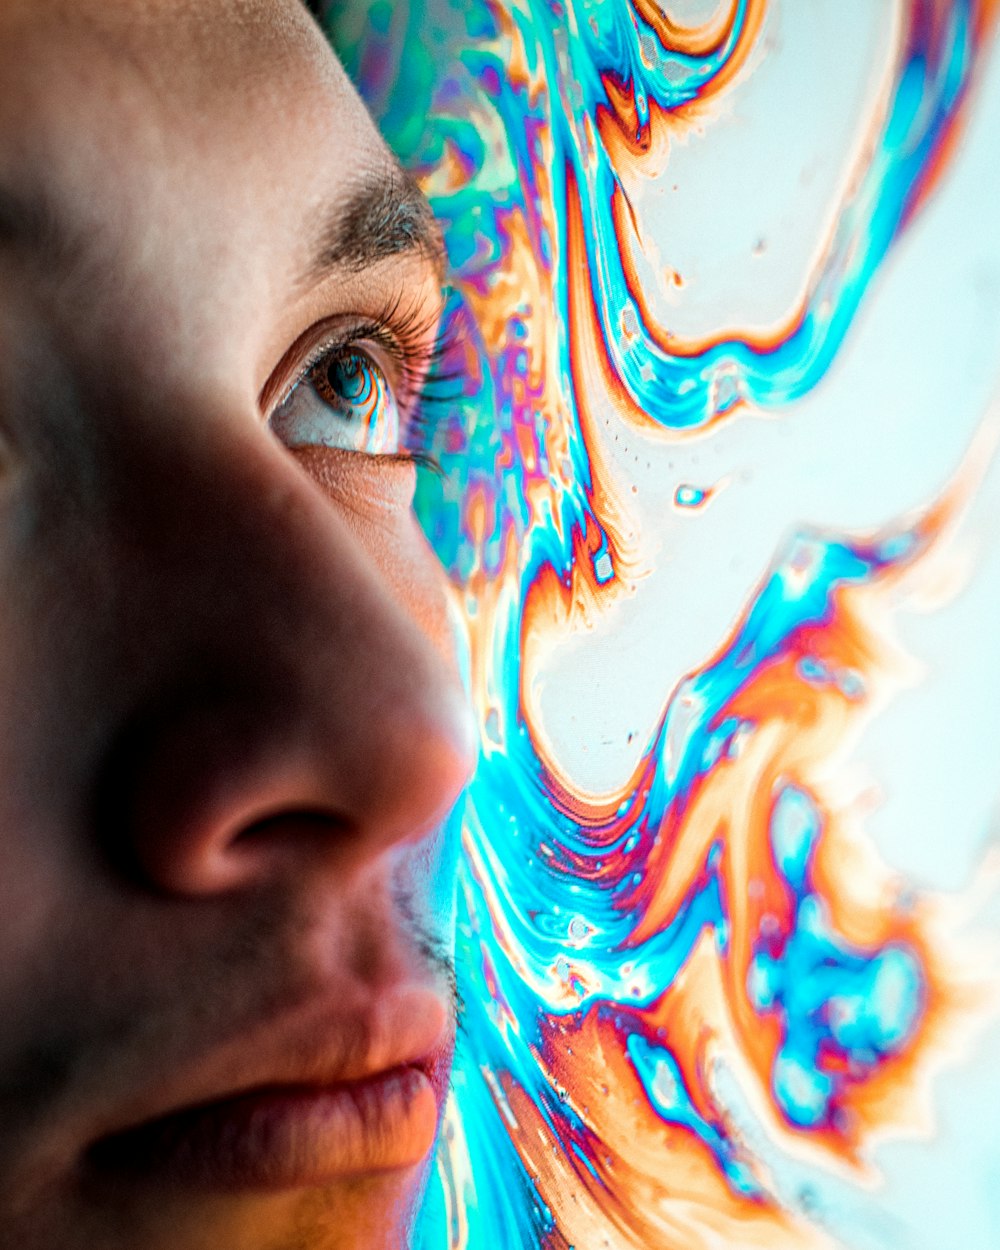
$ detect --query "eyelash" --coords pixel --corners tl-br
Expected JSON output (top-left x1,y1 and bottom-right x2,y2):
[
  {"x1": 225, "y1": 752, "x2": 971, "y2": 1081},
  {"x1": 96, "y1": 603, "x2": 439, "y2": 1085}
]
[{"x1": 281, "y1": 292, "x2": 461, "y2": 476}]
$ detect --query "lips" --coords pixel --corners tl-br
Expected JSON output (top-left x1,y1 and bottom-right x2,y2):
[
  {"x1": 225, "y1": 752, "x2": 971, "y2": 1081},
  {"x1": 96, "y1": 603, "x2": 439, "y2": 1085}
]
[
  {"x1": 87, "y1": 1065, "x2": 440, "y2": 1191},
  {"x1": 82, "y1": 985, "x2": 452, "y2": 1193}
]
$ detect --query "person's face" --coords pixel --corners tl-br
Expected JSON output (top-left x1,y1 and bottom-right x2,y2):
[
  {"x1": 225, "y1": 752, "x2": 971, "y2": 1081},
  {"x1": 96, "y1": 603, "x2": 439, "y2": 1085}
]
[{"x1": 0, "y1": 2, "x2": 474, "y2": 1247}]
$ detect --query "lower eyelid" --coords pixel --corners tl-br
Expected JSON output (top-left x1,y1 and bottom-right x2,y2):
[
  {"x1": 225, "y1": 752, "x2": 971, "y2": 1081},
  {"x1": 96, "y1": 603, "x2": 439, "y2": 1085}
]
[{"x1": 288, "y1": 445, "x2": 418, "y2": 514}]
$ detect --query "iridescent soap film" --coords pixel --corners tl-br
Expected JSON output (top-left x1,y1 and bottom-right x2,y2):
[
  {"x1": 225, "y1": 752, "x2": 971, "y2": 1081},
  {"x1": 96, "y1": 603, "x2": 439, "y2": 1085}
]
[{"x1": 327, "y1": 3, "x2": 1000, "y2": 1247}]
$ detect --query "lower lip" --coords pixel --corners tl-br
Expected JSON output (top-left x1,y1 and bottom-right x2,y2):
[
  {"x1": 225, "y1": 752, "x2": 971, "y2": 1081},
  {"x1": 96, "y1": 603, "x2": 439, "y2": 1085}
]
[{"x1": 86, "y1": 1066, "x2": 440, "y2": 1192}]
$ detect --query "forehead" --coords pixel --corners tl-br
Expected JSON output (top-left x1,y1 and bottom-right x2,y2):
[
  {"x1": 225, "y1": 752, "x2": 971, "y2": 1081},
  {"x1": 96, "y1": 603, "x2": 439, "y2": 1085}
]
[
  {"x1": 0, "y1": 0, "x2": 374, "y2": 143},
  {"x1": 0, "y1": 0, "x2": 425, "y2": 389},
  {"x1": 0, "y1": 0, "x2": 396, "y2": 283}
]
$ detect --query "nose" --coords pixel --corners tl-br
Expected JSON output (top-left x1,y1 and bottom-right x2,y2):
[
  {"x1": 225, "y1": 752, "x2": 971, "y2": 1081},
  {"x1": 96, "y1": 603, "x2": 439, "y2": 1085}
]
[{"x1": 91, "y1": 412, "x2": 475, "y2": 896}]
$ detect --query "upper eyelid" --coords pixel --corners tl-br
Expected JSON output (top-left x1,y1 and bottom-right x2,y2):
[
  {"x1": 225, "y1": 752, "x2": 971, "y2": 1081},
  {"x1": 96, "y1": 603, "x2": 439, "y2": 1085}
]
[{"x1": 262, "y1": 296, "x2": 444, "y2": 419}]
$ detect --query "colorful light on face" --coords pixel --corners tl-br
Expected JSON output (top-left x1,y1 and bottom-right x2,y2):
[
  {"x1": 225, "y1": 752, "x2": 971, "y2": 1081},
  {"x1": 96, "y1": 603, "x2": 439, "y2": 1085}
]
[{"x1": 325, "y1": 3, "x2": 1000, "y2": 1247}]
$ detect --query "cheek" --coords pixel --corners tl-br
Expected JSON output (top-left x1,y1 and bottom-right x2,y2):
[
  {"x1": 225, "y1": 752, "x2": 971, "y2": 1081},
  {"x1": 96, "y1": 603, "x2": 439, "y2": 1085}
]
[{"x1": 291, "y1": 448, "x2": 458, "y2": 668}]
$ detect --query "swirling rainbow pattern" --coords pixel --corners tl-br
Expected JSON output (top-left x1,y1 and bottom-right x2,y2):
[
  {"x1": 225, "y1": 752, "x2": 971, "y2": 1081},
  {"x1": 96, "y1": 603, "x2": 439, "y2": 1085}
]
[{"x1": 325, "y1": 3, "x2": 1000, "y2": 1247}]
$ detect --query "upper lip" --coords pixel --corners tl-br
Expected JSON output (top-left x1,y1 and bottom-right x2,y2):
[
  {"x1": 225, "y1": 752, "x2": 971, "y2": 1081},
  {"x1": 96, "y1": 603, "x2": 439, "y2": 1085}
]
[{"x1": 86, "y1": 980, "x2": 451, "y2": 1147}]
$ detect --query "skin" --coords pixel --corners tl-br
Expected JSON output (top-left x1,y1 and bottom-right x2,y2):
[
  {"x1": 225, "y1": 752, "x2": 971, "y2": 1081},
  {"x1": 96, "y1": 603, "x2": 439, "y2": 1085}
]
[{"x1": 0, "y1": 1, "x2": 474, "y2": 1247}]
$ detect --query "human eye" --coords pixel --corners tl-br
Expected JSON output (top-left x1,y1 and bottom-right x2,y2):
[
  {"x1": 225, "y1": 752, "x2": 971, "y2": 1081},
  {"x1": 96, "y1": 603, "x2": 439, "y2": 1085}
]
[{"x1": 264, "y1": 300, "x2": 451, "y2": 472}]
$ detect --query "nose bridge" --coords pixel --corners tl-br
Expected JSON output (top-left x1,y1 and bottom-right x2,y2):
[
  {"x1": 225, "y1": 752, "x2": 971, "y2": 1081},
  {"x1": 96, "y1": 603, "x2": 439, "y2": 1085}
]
[{"x1": 93, "y1": 413, "x2": 474, "y2": 895}]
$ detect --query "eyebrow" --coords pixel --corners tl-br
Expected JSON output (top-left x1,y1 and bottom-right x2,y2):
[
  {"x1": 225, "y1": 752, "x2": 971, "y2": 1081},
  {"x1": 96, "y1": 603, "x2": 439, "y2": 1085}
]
[
  {"x1": 303, "y1": 165, "x2": 446, "y2": 289},
  {"x1": 0, "y1": 163, "x2": 447, "y2": 296}
]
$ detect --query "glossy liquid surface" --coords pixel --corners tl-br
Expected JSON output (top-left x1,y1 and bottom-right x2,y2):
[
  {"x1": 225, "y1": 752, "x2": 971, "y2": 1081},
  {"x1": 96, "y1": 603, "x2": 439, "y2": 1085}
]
[{"x1": 329, "y1": 4, "x2": 1000, "y2": 1246}]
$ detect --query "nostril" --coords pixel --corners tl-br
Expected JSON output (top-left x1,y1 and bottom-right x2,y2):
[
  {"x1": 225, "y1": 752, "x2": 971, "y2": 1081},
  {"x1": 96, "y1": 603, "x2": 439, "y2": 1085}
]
[
  {"x1": 231, "y1": 808, "x2": 353, "y2": 860},
  {"x1": 236, "y1": 808, "x2": 341, "y2": 840}
]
